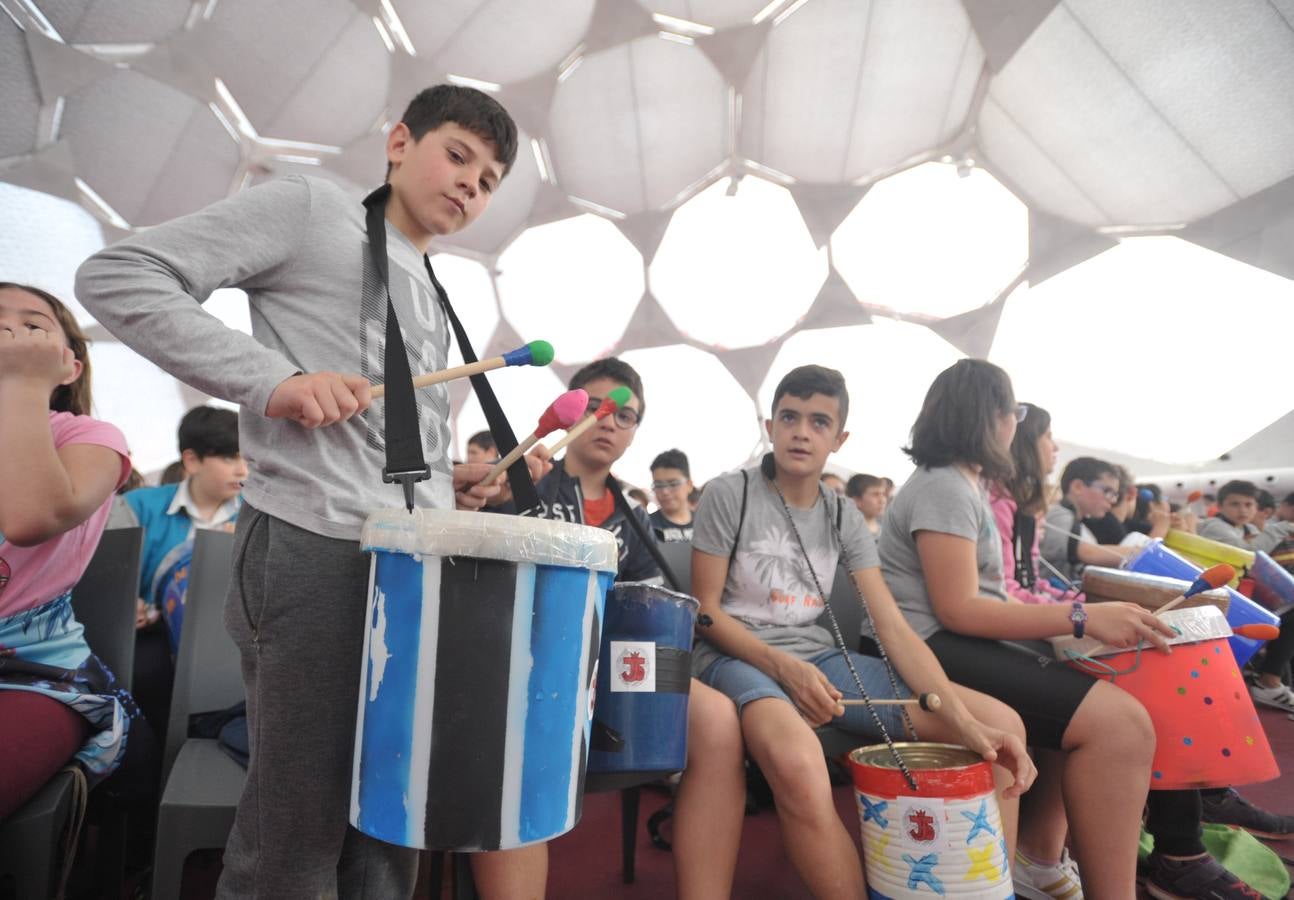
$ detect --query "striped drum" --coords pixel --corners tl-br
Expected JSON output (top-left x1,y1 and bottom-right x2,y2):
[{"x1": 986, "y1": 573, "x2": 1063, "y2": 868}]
[
  {"x1": 850, "y1": 743, "x2": 1013, "y2": 899},
  {"x1": 350, "y1": 508, "x2": 618, "y2": 851}
]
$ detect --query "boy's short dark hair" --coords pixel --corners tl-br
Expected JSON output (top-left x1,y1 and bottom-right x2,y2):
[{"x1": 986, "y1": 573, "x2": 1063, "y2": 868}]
[
  {"x1": 846, "y1": 473, "x2": 882, "y2": 498},
  {"x1": 388, "y1": 84, "x2": 518, "y2": 180},
  {"x1": 1282, "y1": 492, "x2": 1294, "y2": 507},
  {"x1": 569, "y1": 358, "x2": 645, "y2": 421},
  {"x1": 467, "y1": 430, "x2": 496, "y2": 452},
  {"x1": 1218, "y1": 480, "x2": 1259, "y2": 503},
  {"x1": 771, "y1": 365, "x2": 849, "y2": 429},
  {"x1": 651, "y1": 449, "x2": 690, "y2": 477},
  {"x1": 178, "y1": 406, "x2": 239, "y2": 458},
  {"x1": 904, "y1": 359, "x2": 1014, "y2": 482},
  {"x1": 1058, "y1": 456, "x2": 1117, "y2": 496},
  {"x1": 1256, "y1": 489, "x2": 1276, "y2": 511}
]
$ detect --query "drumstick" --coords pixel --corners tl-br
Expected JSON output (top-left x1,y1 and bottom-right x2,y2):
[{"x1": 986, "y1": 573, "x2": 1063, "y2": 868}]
[
  {"x1": 370, "y1": 340, "x2": 554, "y2": 399},
  {"x1": 480, "y1": 389, "x2": 588, "y2": 486},
  {"x1": 1040, "y1": 520, "x2": 1130, "y2": 565},
  {"x1": 1234, "y1": 623, "x2": 1281, "y2": 641},
  {"x1": 1084, "y1": 563, "x2": 1235, "y2": 656},
  {"x1": 841, "y1": 693, "x2": 941, "y2": 712},
  {"x1": 546, "y1": 386, "x2": 633, "y2": 456}
]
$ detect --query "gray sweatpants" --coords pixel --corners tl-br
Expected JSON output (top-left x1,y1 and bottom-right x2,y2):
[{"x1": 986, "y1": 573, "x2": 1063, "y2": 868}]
[{"x1": 216, "y1": 504, "x2": 418, "y2": 899}]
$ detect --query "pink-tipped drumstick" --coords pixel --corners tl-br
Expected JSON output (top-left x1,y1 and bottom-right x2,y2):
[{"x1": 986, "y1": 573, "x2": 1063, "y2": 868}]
[
  {"x1": 480, "y1": 389, "x2": 588, "y2": 486},
  {"x1": 547, "y1": 385, "x2": 633, "y2": 456}
]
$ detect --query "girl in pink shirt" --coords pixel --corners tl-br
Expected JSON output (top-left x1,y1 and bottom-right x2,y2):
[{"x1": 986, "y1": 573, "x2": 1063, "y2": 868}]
[
  {"x1": 0, "y1": 283, "x2": 133, "y2": 822},
  {"x1": 988, "y1": 402, "x2": 1079, "y2": 606}
]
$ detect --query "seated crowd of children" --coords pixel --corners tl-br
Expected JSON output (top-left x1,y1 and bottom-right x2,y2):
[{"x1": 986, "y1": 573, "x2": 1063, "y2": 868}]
[{"x1": 4, "y1": 83, "x2": 1294, "y2": 900}]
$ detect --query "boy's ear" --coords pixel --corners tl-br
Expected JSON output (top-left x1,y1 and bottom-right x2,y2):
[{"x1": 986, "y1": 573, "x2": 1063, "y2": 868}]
[
  {"x1": 385, "y1": 122, "x2": 413, "y2": 170},
  {"x1": 763, "y1": 417, "x2": 774, "y2": 442},
  {"x1": 833, "y1": 429, "x2": 850, "y2": 452},
  {"x1": 180, "y1": 447, "x2": 202, "y2": 475}
]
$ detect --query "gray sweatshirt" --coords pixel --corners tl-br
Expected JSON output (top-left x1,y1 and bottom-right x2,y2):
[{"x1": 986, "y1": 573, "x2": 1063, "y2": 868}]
[
  {"x1": 1198, "y1": 516, "x2": 1294, "y2": 554},
  {"x1": 76, "y1": 176, "x2": 455, "y2": 540}
]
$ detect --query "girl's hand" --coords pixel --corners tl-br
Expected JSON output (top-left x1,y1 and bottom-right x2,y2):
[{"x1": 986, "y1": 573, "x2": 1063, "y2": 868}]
[
  {"x1": 952, "y1": 714, "x2": 1037, "y2": 798},
  {"x1": 1085, "y1": 601, "x2": 1176, "y2": 651},
  {"x1": 775, "y1": 655, "x2": 844, "y2": 726},
  {"x1": 0, "y1": 326, "x2": 76, "y2": 390}
]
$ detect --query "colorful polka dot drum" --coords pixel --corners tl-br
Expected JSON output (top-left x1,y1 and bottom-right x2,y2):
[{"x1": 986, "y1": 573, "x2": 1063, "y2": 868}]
[
  {"x1": 850, "y1": 743, "x2": 1013, "y2": 899},
  {"x1": 1077, "y1": 606, "x2": 1279, "y2": 791}
]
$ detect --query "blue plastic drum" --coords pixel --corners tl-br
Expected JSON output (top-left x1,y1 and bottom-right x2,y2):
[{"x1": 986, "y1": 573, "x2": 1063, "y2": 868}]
[
  {"x1": 587, "y1": 582, "x2": 699, "y2": 791},
  {"x1": 1126, "y1": 539, "x2": 1278, "y2": 666},
  {"x1": 351, "y1": 508, "x2": 619, "y2": 851}
]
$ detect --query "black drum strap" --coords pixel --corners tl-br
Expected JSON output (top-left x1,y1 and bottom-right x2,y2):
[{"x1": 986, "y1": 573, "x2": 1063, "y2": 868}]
[
  {"x1": 611, "y1": 478, "x2": 684, "y2": 592},
  {"x1": 363, "y1": 186, "x2": 427, "y2": 511},
  {"x1": 361, "y1": 184, "x2": 538, "y2": 514}
]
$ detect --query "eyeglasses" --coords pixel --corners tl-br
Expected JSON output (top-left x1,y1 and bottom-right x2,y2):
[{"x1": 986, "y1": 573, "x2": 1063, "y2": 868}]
[
  {"x1": 1014, "y1": 404, "x2": 1029, "y2": 423},
  {"x1": 585, "y1": 398, "x2": 640, "y2": 430},
  {"x1": 652, "y1": 479, "x2": 686, "y2": 492},
  {"x1": 1087, "y1": 481, "x2": 1120, "y2": 501}
]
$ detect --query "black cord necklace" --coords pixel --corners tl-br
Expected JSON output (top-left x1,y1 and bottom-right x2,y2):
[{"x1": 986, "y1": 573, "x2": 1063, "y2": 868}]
[{"x1": 766, "y1": 474, "x2": 918, "y2": 789}]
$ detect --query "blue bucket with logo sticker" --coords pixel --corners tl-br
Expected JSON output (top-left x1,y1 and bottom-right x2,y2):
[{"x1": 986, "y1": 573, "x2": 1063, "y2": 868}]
[{"x1": 586, "y1": 582, "x2": 699, "y2": 790}]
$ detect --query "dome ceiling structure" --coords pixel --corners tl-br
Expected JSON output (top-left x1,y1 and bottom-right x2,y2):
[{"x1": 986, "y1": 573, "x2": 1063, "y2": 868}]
[{"x1": 3, "y1": 0, "x2": 1292, "y2": 483}]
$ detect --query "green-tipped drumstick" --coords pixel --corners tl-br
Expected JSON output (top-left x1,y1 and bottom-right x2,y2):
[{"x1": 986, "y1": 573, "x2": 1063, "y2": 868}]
[
  {"x1": 546, "y1": 386, "x2": 633, "y2": 455},
  {"x1": 370, "y1": 340, "x2": 553, "y2": 399}
]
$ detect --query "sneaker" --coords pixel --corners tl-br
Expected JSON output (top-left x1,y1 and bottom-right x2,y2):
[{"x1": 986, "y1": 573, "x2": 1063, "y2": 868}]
[
  {"x1": 1013, "y1": 849, "x2": 1083, "y2": 899},
  {"x1": 1201, "y1": 788, "x2": 1294, "y2": 840},
  {"x1": 1248, "y1": 681, "x2": 1294, "y2": 713},
  {"x1": 1143, "y1": 852, "x2": 1263, "y2": 899}
]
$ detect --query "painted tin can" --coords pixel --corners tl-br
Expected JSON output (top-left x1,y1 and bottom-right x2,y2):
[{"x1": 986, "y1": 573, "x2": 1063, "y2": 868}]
[{"x1": 850, "y1": 743, "x2": 1013, "y2": 899}]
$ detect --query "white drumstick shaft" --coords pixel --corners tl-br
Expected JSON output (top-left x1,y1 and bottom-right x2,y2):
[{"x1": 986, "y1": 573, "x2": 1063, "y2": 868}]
[
  {"x1": 370, "y1": 355, "x2": 503, "y2": 399},
  {"x1": 547, "y1": 413, "x2": 600, "y2": 455},
  {"x1": 480, "y1": 432, "x2": 538, "y2": 487}
]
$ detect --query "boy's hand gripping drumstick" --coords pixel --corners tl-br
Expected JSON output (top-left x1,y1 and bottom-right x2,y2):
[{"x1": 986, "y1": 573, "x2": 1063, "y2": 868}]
[
  {"x1": 370, "y1": 340, "x2": 554, "y2": 399},
  {"x1": 546, "y1": 386, "x2": 633, "y2": 456},
  {"x1": 1084, "y1": 563, "x2": 1234, "y2": 656},
  {"x1": 480, "y1": 389, "x2": 588, "y2": 487}
]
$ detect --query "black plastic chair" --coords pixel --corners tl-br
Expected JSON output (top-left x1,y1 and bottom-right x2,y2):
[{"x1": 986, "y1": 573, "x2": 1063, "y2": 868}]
[
  {"x1": 0, "y1": 527, "x2": 143, "y2": 899},
  {"x1": 152, "y1": 530, "x2": 243, "y2": 900}
]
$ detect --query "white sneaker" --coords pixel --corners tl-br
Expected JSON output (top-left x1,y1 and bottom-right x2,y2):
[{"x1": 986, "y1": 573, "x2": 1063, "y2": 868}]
[
  {"x1": 1014, "y1": 849, "x2": 1084, "y2": 900},
  {"x1": 1249, "y1": 682, "x2": 1294, "y2": 713}
]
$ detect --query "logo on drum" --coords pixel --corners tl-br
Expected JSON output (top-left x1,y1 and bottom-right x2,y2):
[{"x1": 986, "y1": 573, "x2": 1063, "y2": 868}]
[
  {"x1": 896, "y1": 797, "x2": 947, "y2": 851},
  {"x1": 609, "y1": 640, "x2": 656, "y2": 693}
]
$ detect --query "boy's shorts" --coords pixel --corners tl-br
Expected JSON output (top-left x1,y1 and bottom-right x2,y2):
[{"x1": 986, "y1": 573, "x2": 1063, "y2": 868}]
[{"x1": 698, "y1": 648, "x2": 913, "y2": 740}]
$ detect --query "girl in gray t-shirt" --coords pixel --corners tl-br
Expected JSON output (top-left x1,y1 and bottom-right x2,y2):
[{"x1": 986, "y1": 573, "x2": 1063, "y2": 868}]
[{"x1": 879, "y1": 359, "x2": 1196, "y2": 898}]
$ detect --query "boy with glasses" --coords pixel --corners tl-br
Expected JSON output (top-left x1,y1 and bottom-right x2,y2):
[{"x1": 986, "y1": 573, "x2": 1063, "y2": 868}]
[
  {"x1": 1040, "y1": 456, "x2": 1134, "y2": 585},
  {"x1": 648, "y1": 448, "x2": 694, "y2": 543},
  {"x1": 531, "y1": 358, "x2": 751, "y2": 898}
]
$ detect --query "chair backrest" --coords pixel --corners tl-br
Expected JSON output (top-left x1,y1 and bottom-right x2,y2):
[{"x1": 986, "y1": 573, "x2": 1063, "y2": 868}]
[
  {"x1": 820, "y1": 564, "x2": 863, "y2": 647},
  {"x1": 163, "y1": 529, "x2": 240, "y2": 777},
  {"x1": 71, "y1": 527, "x2": 143, "y2": 692},
  {"x1": 657, "y1": 540, "x2": 694, "y2": 595}
]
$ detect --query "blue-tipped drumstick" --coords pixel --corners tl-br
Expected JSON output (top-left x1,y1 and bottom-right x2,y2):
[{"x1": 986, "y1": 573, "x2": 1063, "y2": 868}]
[{"x1": 370, "y1": 340, "x2": 554, "y2": 399}]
